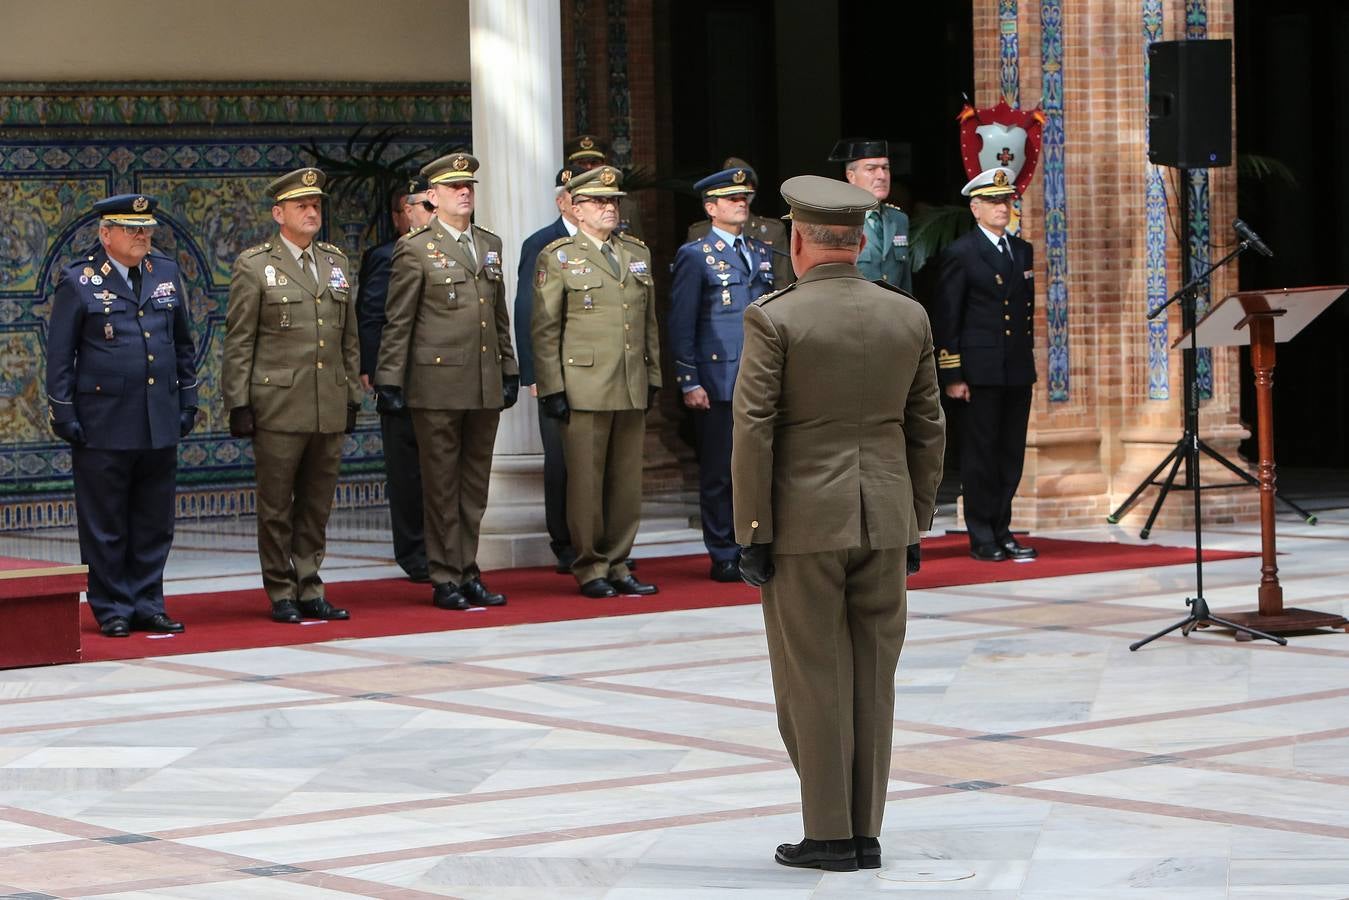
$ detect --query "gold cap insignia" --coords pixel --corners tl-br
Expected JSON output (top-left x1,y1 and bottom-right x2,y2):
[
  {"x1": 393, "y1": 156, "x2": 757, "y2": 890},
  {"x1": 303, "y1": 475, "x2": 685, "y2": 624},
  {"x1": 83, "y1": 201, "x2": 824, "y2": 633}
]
[
  {"x1": 132, "y1": 196, "x2": 149, "y2": 213},
  {"x1": 732, "y1": 169, "x2": 746, "y2": 184},
  {"x1": 301, "y1": 170, "x2": 318, "y2": 187},
  {"x1": 600, "y1": 168, "x2": 616, "y2": 186},
  {"x1": 452, "y1": 156, "x2": 469, "y2": 171},
  {"x1": 560, "y1": 169, "x2": 572, "y2": 185},
  {"x1": 580, "y1": 136, "x2": 595, "y2": 150},
  {"x1": 993, "y1": 170, "x2": 1009, "y2": 187}
]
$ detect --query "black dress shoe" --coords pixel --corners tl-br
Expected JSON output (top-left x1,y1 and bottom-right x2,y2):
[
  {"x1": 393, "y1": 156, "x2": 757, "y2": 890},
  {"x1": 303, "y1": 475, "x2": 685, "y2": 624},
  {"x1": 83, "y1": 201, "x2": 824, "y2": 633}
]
[
  {"x1": 432, "y1": 582, "x2": 474, "y2": 610},
  {"x1": 132, "y1": 612, "x2": 184, "y2": 634},
  {"x1": 970, "y1": 543, "x2": 1008, "y2": 562},
  {"x1": 609, "y1": 574, "x2": 658, "y2": 596},
  {"x1": 999, "y1": 537, "x2": 1039, "y2": 560},
  {"x1": 854, "y1": 836, "x2": 881, "y2": 869},
  {"x1": 709, "y1": 560, "x2": 740, "y2": 582},
  {"x1": 461, "y1": 576, "x2": 506, "y2": 607},
  {"x1": 774, "y1": 838, "x2": 859, "y2": 872},
  {"x1": 298, "y1": 597, "x2": 349, "y2": 620},
  {"x1": 405, "y1": 568, "x2": 431, "y2": 584},
  {"x1": 271, "y1": 600, "x2": 302, "y2": 624},
  {"x1": 100, "y1": 616, "x2": 131, "y2": 638},
  {"x1": 579, "y1": 578, "x2": 618, "y2": 599}
]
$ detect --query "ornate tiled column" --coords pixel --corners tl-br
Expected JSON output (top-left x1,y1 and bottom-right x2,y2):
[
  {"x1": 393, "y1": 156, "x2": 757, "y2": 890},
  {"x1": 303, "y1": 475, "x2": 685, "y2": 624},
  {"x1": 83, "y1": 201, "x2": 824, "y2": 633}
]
[{"x1": 469, "y1": 0, "x2": 565, "y2": 566}]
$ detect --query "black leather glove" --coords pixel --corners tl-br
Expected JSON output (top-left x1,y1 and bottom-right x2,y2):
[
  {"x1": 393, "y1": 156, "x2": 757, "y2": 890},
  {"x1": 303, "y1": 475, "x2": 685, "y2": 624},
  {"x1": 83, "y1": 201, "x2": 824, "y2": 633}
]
[
  {"x1": 540, "y1": 392, "x2": 570, "y2": 423},
  {"x1": 906, "y1": 542, "x2": 921, "y2": 575},
  {"x1": 228, "y1": 406, "x2": 255, "y2": 438},
  {"x1": 374, "y1": 384, "x2": 406, "y2": 414},
  {"x1": 646, "y1": 386, "x2": 659, "y2": 412},
  {"x1": 345, "y1": 402, "x2": 359, "y2": 434},
  {"x1": 502, "y1": 373, "x2": 520, "y2": 410},
  {"x1": 179, "y1": 407, "x2": 197, "y2": 439},
  {"x1": 52, "y1": 418, "x2": 86, "y2": 447},
  {"x1": 738, "y1": 543, "x2": 775, "y2": 587}
]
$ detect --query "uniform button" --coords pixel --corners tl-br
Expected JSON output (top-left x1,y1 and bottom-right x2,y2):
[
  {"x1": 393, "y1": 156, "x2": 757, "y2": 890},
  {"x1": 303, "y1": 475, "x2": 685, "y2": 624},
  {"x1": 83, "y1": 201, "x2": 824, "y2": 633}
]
[
  {"x1": 147, "y1": 354, "x2": 155, "y2": 361},
  {"x1": 624, "y1": 323, "x2": 630, "y2": 330},
  {"x1": 625, "y1": 343, "x2": 631, "y2": 350},
  {"x1": 1003, "y1": 301, "x2": 1009, "y2": 306},
  {"x1": 751, "y1": 519, "x2": 760, "y2": 528},
  {"x1": 623, "y1": 303, "x2": 629, "y2": 309},
  {"x1": 567, "y1": 357, "x2": 574, "y2": 363},
  {"x1": 143, "y1": 331, "x2": 150, "y2": 338},
  {"x1": 481, "y1": 321, "x2": 487, "y2": 327},
  {"x1": 317, "y1": 361, "x2": 324, "y2": 369},
  {"x1": 711, "y1": 353, "x2": 718, "y2": 360},
  {"x1": 283, "y1": 297, "x2": 289, "y2": 303},
  {"x1": 147, "y1": 377, "x2": 155, "y2": 385},
  {"x1": 95, "y1": 385, "x2": 101, "y2": 392},
  {"x1": 882, "y1": 275, "x2": 889, "y2": 282},
  {"x1": 319, "y1": 339, "x2": 325, "y2": 347},
  {"x1": 480, "y1": 298, "x2": 485, "y2": 304},
  {"x1": 138, "y1": 310, "x2": 144, "y2": 317},
  {"x1": 1004, "y1": 314, "x2": 1011, "y2": 321},
  {"x1": 316, "y1": 298, "x2": 322, "y2": 305},
  {"x1": 481, "y1": 345, "x2": 487, "y2": 352},
  {"x1": 317, "y1": 318, "x2": 324, "y2": 326},
  {"x1": 435, "y1": 356, "x2": 442, "y2": 363},
  {"x1": 263, "y1": 376, "x2": 270, "y2": 384},
  {"x1": 445, "y1": 277, "x2": 453, "y2": 284},
  {"x1": 1005, "y1": 330, "x2": 1011, "y2": 336}
]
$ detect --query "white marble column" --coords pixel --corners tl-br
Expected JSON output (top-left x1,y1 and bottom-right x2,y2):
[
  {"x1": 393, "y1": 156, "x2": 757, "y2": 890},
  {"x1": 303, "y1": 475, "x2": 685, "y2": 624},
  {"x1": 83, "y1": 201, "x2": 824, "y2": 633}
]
[{"x1": 469, "y1": 0, "x2": 564, "y2": 566}]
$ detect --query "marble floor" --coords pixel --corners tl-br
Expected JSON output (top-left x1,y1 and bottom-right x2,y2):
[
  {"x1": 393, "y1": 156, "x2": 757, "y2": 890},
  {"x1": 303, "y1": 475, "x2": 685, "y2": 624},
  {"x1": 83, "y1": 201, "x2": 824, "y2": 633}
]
[{"x1": 1, "y1": 505, "x2": 1348, "y2": 898}]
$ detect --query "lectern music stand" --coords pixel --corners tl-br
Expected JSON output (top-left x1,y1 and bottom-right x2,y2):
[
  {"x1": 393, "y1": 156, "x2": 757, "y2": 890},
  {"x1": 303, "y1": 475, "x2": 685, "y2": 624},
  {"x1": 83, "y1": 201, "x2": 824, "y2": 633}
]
[{"x1": 1184, "y1": 286, "x2": 1349, "y2": 640}]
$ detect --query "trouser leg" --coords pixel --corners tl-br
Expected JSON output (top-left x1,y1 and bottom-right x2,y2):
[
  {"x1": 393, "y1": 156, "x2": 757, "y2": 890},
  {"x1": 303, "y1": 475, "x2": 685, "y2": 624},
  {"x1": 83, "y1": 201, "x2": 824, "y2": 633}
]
[
  {"x1": 537, "y1": 399, "x2": 573, "y2": 561},
  {"x1": 456, "y1": 407, "x2": 501, "y2": 580},
  {"x1": 693, "y1": 401, "x2": 736, "y2": 563},
  {"x1": 993, "y1": 385, "x2": 1033, "y2": 541},
  {"x1": 250, "y1": 429, "x2": 305, "y2": 605},
  {"x1": 959, "y1": 385, "x2": 1005, "y2": 548},
  {"x1": 412, "y1": 407, "x2": 463, "y2": 586},
  {"x1": 380, "y1": 411, "x2": 427, "y2": 575},
  {"x1": 124, "y1": 447, "x2": 178, "y2": 618},
  {"x1": 562, "y1": 409, "x2": 611, "y2": 585},
  {"x1": 600, "y1": 409, "x2": 644, "y2": 581},
  {"x1": 290, "y1": 432, "x2": 344, "y2": 603},
  {"x1": 72, "y1": 447, "x2": 135, "y2": 624}
]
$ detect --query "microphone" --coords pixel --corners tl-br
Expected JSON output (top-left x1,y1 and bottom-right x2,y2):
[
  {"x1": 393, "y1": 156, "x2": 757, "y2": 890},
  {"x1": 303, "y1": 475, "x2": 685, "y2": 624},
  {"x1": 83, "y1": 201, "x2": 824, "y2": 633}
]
[{"x1": 1233, "y1": 218, "x2": 1273, "y2": 257}]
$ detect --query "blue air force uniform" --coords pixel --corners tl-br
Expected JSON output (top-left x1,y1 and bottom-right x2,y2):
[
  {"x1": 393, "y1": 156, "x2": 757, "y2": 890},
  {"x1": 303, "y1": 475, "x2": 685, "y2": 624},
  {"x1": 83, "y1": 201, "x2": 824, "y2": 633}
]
[
  {"x1": 45, "y1": 194, "x2": 198, "y2": 632},
  {"x1": 669, "y1": 168, "x2": 776, "y2": 568}
]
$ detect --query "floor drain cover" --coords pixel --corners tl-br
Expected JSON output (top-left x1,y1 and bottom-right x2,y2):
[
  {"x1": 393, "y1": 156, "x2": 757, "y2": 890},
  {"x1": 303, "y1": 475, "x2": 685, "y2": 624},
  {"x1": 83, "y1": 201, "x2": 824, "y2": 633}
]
[{"x1": 877, "y1": 862, "x2": 977, "y2": 883}]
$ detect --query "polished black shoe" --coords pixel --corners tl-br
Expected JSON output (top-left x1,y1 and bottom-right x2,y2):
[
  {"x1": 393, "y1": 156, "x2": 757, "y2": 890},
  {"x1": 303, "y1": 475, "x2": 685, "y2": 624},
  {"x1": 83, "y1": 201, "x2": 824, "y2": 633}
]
[
  {"x1": 461, "y1": 577, "x2": 506, "y2": 607},
  {"x1": 132, "y1": 612, "x2": 184, "y2": 634},
  {"x1": 298, "y1": 597, "x2": 349, "y2": 620},
  {"x1": 970, "y1": 543, "x2": 1008, "y2": 562},
  {"x1": 774, "y1": 838, "x2": 859, "y2": 872},
  {"x1": 999, "y1": 537, "x2": 1039, "y2": 560},
  {"x1": 100, "y1": 616, "x2": 131, "y2": 638},
  {"x1": 709, "y1": 560, "x2": 740, "y2": 582},
  {"x1": 432, "y1": 582, "x2": 474, "y2": 610},
  {"x1": 609, "y1": 574, "x2": 658, "y2": 596},
  {"x1": 854, "y1": 836, "x2": 881, "y2": 869},
  {"x1": 579, "y1": 577, "x2": 618, "y2": 599},
  {"x1": 270, "y1": 600, "x2": 302, "y2": 624},
  {"x1": 405, "y1": 568, "x2": 431, "y2": 584}
]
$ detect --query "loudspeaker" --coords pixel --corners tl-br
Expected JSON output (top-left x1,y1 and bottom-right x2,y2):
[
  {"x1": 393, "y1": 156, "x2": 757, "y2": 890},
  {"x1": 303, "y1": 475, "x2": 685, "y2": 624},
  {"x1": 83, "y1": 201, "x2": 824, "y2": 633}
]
[{"x1": 1148, "y1": 39, "x2": 1232, "y2": 168}]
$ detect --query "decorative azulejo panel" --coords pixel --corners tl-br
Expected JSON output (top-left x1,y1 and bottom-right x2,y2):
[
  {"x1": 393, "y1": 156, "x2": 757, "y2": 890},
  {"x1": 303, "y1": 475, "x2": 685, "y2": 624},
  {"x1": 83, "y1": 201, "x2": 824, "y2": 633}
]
[
  {"x1": 1040, "y1": 0, "x2": 1069, "y2": 402},
  {"x1": 1143, "y1": 1, "x2": 1170, "y2": 400},
  {"x1": 0, "y1": 82, "x2": 469, "y2": 526}
]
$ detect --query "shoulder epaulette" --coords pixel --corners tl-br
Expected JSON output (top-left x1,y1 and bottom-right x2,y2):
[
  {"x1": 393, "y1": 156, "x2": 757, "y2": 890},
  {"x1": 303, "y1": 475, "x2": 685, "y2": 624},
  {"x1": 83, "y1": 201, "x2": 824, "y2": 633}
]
[
  {"x1": 885, "y1": 202, "x2": 904, "y2": 212},
  {"x1": 243, "y1": 242, "x2": 272, "y2": 257},
  {"x1": 543, "y1": 235, "x2": 574, "y2": 253},
  {"x1": 402, "y1": 225, "x2": 431, "y2": 242},
  {"x1": 146, "y1": 247, "x2": 171, "y2": 260},
  {"x1": 752, "y1": 283, "x2": 796, "y2": 307},
  {"x1": 471, "y1": 223, "x2": 498, "y2": 238},
  {"x1": 315, "y1": 240, "x2": 346, "y2": 256},
  {"x1": 617, "y1": 232, "x2": 646, "y2": 247},
  {"x1": 872, "y1": 279, "x2": 917, "y2": 301}
]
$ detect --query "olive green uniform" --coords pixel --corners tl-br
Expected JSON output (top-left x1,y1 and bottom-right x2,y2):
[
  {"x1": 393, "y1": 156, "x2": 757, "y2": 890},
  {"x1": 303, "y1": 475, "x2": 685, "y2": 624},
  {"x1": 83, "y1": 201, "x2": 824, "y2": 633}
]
[
  {"x1": 375, "y1": 221, "x2": 516, "y2": 586},
  {"x1": 223, "y1": 237, "x2": 360, "y2": 606},
  {"x1": 532, "y1": 230, "x2": 661, "y2": 585}
]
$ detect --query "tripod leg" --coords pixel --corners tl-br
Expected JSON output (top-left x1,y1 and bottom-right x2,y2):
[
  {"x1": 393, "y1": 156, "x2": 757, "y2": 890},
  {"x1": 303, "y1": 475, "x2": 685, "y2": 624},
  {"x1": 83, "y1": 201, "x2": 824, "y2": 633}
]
[
  {"x1": 1203, "y1": 613, "x2": 1288, "y2": 646},
  {"x1": 1197, "y1": 439, "x2": 1318, "y2": 525},
  {"x1": 1129, "y1": 614, "x2": 1196, "y2": 651},
  {"x1": 1108, "y1": 443, "x2": 1183, "y2": 525},
  {"x1": 1139, "y1": 452, "x2": 1185, "y2": 540}
]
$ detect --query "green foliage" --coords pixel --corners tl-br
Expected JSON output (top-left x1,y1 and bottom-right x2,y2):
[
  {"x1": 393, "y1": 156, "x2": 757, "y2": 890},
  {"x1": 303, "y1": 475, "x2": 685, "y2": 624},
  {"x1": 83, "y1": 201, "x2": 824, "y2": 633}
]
[
  {"x1": 909, "y1": 204, "x2": 975, "y2": 273},
  {"x1": 1237, "y1": 153, "x2": 1298, "y2": 190}
]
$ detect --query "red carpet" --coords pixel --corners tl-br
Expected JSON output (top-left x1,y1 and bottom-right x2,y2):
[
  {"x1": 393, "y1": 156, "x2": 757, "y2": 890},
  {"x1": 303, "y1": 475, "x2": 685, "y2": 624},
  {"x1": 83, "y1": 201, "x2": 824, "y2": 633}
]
[{"x1": 79, "y1": 535, "x2": 1256, "y2": 663}]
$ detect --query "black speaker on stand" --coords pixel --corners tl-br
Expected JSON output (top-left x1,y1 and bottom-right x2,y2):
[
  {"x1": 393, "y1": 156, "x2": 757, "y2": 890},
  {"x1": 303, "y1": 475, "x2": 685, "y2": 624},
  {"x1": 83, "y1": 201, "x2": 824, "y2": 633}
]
[{"x1": 1148, "y1": 39, "x2": 1232, "y2": 168}]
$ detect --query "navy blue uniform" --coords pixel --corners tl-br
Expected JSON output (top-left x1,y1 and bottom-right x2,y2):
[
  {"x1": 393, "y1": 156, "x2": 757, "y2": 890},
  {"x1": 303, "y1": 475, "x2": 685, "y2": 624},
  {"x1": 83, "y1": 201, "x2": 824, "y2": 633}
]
[
  {"x1": 932, "y1": 227, "x2": 1036, "y2": 549},
  {"x1": 516, "y1": 216, "x2": 575, "y2": 565},
  {"x1": 668, "y1": 231, "x2": 775, "y2": 563},
  {"x1": 46, "y1": 246, "x2": 198, "y2": 625},
  {"x1": 357, "y1": 237, "x2": 427, "y2": 579}
]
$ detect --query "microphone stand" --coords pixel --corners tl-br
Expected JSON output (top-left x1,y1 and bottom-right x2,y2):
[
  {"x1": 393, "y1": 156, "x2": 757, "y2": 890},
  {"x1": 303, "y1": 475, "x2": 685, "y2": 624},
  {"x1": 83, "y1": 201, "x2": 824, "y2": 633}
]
[{"x1": 1130, "y1": 182, "x2": 1284, "y2": 649}]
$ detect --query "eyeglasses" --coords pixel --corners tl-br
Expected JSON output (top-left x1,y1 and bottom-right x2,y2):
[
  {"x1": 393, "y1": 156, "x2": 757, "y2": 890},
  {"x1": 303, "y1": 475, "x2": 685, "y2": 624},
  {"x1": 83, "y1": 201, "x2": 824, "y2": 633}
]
[
  {"x1": 576, "y1": 196, "x2": 619, "y2": 207},
  {"x1": 114, "y1": 225, "x2": 155, "y2": 235}
]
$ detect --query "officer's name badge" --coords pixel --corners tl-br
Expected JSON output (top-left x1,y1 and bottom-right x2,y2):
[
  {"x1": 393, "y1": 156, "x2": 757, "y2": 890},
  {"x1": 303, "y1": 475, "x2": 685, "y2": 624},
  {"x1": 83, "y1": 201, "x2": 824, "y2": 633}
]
[
  {"x1": 627, "y1": 260, "x2": 648, "y2": 275},
  {"x1": 483, "y1": 250, "x2": 500, "y2": 267},
  {"x1": 264, "y1": 264, "x2": 277, "y2": 287},
  {"x1": 893, "y1": 235, "x2": 908, "y2": 247},
  {"x1": 328, "y1": 267, "x2": 349, "y2": 289}
]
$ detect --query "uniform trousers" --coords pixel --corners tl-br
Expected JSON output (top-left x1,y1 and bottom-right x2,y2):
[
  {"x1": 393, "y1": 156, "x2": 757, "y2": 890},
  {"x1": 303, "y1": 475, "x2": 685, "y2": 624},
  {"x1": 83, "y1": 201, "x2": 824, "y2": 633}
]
[
  {"x1": 691, "y1": 400, "x2": 737, "y2": 563},
  {"x1": 760, "y1": 538, "x2": 907, "y2": 840},
  {"x1": 562, "y1": 408, "x2": 644, "y2": 585},
  {"x1": 378, "y1": 410, "x2": 427, "y2": 577},
  {"x1": 958, "y1": 384, "x2": 1032, "y2": 548},
  {"x1": 252, "y1": 429, "x2": 345, "y2": 606},
  {"x1": 72, "y1": 446, "x2": 177, "y2": 625},
  {"x1": 411, "y1": 407, "x2": 500, "y2": 586},
  {"x1": 536, "y1": 398, "x2": 574, "y2": 563}
]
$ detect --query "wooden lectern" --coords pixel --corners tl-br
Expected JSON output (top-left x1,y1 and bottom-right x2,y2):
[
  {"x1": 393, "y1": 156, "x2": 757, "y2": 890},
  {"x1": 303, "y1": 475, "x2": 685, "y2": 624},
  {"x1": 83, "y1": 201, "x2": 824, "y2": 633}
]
[{"x1": 1177, "y1": 286, "x2": 1349, "y2": 639}]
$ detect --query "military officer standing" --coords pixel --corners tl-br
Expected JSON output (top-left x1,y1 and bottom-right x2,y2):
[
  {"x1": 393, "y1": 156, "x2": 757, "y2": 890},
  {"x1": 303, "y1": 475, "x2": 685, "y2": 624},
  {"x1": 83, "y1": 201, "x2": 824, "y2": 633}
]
[
  {"x1": 932, "y1": 166, "x2": 1038, "y2": 562},
  {"x1": 830, "y1": 138, "x2": 912, "y2": 291},
  {"x1": 685, "y1": 158, "x2": 793, "y2": 285},
  {"x1": 532, "y1": 165, "x2": 661, "y2": 599},
  {"x1": 733, "y1": 176, "x2": 945, "y2": 871},
  {"x1": 564, "y1": 134, "x2": 608, "y2": 172},
  {"x1": 670, "y1": 166, "x2": 776, "y2": 581},
  {"x1": 46, "y1": 194, "x2": 199, "y2": 637},
  {"x1": 356, "y1": 181, "x2": 428, "y2": 583},
  {"x1": 375, "y1": 152, "x2": 518, "y2": 611},
  {"x1": 223, "y1": 167, "x2": 360, "y2": 624}
]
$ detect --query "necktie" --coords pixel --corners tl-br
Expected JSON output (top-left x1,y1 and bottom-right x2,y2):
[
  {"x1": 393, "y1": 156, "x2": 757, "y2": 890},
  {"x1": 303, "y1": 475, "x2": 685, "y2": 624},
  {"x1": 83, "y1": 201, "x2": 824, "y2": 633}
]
[
  {"x1": 457, "y1": 233, "x2": 477, "y2": 270},
  {"x1": 300, "y1": 249, "x2": 317, "y2": 290},
  {"x1": 601, "y1": 242, "x2": 620, "y2": 278},
  {"x1": 734, "y1": 237, "x2": 751, "y2": 273},
  {"x1": 998, "y1": 236, "x2": 1011, "y2": 260},
  {"x1": 129, "y1": 264, "x2": 142, "y2": 299},
  {"x1": 866, "y1": 209, "x2": 882, "y2": 245}
]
